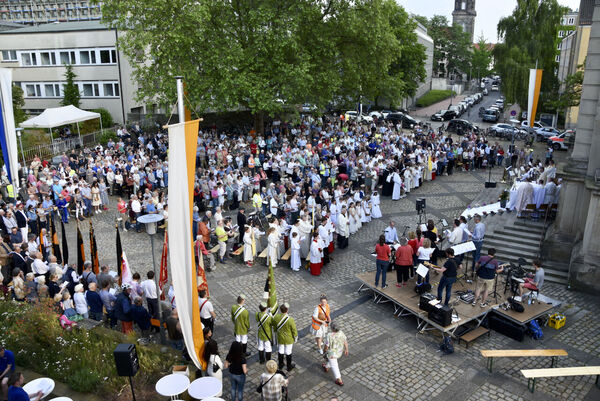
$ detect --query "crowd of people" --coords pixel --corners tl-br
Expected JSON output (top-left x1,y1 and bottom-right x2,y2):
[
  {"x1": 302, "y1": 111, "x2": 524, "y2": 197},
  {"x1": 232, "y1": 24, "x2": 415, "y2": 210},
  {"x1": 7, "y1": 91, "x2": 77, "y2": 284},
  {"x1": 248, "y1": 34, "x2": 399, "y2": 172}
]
[{"x1": 0, "y1": 112, "x2": 559, "y2": 401}]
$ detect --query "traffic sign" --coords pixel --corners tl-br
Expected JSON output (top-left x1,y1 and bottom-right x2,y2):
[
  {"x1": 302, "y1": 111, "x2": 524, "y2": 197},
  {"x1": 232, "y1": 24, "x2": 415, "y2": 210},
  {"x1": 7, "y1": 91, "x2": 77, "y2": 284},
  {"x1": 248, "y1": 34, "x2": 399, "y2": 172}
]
[{"x1": 510, "y1": 110, "x2": 516, "y2": 116}]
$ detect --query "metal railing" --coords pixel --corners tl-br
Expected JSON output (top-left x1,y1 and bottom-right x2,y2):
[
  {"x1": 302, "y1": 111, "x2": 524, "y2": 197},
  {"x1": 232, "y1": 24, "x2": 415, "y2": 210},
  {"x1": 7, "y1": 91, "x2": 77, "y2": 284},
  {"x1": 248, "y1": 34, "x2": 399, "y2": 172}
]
[{"x1": 20, "y1": 127, "x2": 117, "y2": 163}]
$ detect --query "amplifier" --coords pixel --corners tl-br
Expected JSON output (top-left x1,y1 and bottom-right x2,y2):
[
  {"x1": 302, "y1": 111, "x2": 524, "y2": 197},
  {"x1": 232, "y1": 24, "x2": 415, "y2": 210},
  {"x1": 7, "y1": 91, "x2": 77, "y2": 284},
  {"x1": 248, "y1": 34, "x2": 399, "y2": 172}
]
[
  {"x1": 429, "y1": 304, "x2": 452, "y2": 327},
  {"x1": 419, "y1": 293, "x2": 437, "y2": 313}
]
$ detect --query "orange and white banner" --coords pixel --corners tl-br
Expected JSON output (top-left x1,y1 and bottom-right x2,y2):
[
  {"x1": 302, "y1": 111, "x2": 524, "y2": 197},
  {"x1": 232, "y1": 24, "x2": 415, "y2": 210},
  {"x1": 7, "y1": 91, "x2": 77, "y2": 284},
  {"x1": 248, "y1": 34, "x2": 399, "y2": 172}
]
[
  {"x1": 527, "y1": 69, "x2": 543, "y2": 127},
  {"x1": 167, "y1": 119, "x2": 206, "y2": 370}
]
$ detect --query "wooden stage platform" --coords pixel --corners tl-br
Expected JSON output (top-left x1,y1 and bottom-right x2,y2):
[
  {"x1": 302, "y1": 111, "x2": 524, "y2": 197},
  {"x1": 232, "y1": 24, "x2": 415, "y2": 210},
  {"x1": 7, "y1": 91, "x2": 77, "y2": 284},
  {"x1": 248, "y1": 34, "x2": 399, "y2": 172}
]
[{"x1": 356, "y1": 269, "x2": 560, "y2": 338}]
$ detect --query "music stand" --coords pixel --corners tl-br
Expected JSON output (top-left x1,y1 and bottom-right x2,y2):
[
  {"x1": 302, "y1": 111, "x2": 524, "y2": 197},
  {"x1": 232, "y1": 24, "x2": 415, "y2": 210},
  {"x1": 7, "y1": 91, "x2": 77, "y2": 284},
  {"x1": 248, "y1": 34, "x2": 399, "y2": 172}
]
[{"x1": 451, "y1": 241, "x2": 476, "y2": 288}]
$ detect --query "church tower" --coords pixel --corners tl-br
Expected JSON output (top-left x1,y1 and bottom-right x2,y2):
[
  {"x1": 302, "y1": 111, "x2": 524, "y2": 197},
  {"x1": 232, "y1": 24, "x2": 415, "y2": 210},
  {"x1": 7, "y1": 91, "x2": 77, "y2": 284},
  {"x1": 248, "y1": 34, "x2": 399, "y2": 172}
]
[{"x1": 452, "y1": 0, "x2": 477, "y2": 42}]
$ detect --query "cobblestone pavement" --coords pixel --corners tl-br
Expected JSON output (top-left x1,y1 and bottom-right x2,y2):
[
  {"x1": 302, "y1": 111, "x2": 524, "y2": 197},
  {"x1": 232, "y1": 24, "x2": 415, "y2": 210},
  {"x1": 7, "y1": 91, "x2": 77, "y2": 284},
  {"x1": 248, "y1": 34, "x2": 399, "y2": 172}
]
[{"x1": 56, "y1": 139, "x2": 596, "y2": 401}]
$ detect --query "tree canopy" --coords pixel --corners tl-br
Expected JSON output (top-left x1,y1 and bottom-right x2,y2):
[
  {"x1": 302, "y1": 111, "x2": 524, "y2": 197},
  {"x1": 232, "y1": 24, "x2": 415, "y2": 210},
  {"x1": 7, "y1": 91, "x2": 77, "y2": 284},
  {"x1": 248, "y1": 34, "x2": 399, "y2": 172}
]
[
  {"x1": 12, "y1": 85, "x2": 26, "y2": 125},
  {"x1": 471, "y1": 35, "x2": 493, "y2": 80},
  {"x1": 100, "y1": 0, "x2": 426, "y2": 120},
  {"x1": 493, "y1": 0, "x2": 567, "y2": 108}
]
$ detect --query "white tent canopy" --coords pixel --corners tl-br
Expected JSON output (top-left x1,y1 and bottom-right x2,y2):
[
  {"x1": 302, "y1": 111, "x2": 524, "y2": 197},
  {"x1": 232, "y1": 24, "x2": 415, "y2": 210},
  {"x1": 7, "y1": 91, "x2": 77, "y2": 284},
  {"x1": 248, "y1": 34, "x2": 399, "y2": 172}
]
[{"x1": 20, "y1": 105, "x2": 102, "y2": 142}]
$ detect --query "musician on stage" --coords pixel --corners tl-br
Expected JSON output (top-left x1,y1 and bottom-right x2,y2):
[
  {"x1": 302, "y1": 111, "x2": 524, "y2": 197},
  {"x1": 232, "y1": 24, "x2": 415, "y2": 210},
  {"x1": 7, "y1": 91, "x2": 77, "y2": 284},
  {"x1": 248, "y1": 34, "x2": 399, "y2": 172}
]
[
  {"x1": 384, "y1": 221, "x2": 398, "y2": 244},
  {"x1": 518, "y1": 259, "x2": 545, "y2": 298},
  {"x1": 472, "y1": 248, "x2": 503, "y2": 308},
  {"x1": 432, "y1": 248, "x2": 460, "y2": 306}
]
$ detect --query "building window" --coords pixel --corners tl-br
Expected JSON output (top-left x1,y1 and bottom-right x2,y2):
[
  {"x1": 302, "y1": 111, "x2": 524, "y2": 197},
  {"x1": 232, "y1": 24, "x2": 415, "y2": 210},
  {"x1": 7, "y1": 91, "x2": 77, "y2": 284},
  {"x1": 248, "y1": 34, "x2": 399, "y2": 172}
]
[
  {"x1": 60, "y1": 51, "x2": 76, "y2": 65},
  {"x1": 40, "y1": 51, "x2": 56, "y2": 66},
  {"x1": 555, "y1": 55, "x2": 560, "y2": 62},
  {"x1": 21, "y1": 52, "x2": 37, "y2": 66},
  {"x1": 44, "y1": 83, "x2": 61, "y2": 97},
  {"x1": 25, "y1": 84, "x2": 41, "y2": 97},
  {"x1": 1, "y1": 50, "x2": 17, "y2": 62},
  {"x1": 103, "y1": 83, "x2": 119, "y2": 97},
  {"x1": 558, "y1": 30, "x2": 564, "y2": 38},
  {"x1": 461, "y1": 1, "x2": 466, "y2": 10},
  {"x1": 557, "y1": 42, "x2": 561, "y2": 50},
  {"x1": 99, "y1": 49, "x2": 117, "y2": 64},
  {"x1": 82, "y1": 83, "x2": 99, "y2": 97},
  {"x1": 79, "y1": 50, "x2": 96, "y2": 64},
  {"x1": 568, "y1": 17, "x2": 575, "y2": 25}
]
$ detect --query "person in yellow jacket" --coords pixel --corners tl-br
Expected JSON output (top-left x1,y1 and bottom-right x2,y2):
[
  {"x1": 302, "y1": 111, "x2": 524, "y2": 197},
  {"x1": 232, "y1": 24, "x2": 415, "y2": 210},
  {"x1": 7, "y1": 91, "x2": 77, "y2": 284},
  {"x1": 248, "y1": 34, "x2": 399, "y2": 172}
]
[
  {"x1": 231, "y1": 294, "x2": 250, "y2": 356},
  {"x1": 272, "y1": 303, "x2": 297, "y2": 371},
  {"x1": 310, "y1": 294, "x2": 331, "y2": 354},
  {"x1": 252, "y1": 190, "x2": 263, "y2": 215}
]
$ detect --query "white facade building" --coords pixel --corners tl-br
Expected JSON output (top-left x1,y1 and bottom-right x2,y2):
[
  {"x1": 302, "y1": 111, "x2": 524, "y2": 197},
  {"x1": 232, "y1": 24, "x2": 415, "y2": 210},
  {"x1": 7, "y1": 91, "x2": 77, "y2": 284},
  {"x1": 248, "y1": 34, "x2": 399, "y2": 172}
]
[{"x1": 0, "y1": 21, "x2": 145, "y2": 124}]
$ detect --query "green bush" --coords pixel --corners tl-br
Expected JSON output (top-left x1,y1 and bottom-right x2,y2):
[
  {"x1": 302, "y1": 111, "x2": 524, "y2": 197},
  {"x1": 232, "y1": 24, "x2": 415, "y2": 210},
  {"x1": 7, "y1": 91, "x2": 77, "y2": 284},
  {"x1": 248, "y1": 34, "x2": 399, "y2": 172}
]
[
  {"x1": 415, "y1": 90, "x2": 456, "y2": 107},
  {"x1": 99, "y1": 129, "x2": 118, "y2": 146},
  {"x1": 0, "y1": 300, "x2": 178, "y2": 396},
  {"x1": 93, "y1": 108, "x2": 115, "y2": 128}
]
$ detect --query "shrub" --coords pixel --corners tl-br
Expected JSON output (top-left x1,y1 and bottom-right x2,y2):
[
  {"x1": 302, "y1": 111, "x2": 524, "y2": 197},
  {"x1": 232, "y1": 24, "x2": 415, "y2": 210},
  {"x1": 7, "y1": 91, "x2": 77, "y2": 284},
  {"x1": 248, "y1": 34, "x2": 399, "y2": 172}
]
[
  {"x1": 0, "y1": 300, "x2": 178, "y2": 396},
  {"x1": 415, "y1": 90, "x2": 456, "y2": 107}
]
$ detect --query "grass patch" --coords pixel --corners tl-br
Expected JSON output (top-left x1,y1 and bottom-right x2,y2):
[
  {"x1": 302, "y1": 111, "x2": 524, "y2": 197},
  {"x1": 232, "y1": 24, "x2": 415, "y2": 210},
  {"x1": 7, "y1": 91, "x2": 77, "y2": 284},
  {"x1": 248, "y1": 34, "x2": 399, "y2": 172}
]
[{"x1": 415, "y1": 90, "x2": 456, "y2": 107}]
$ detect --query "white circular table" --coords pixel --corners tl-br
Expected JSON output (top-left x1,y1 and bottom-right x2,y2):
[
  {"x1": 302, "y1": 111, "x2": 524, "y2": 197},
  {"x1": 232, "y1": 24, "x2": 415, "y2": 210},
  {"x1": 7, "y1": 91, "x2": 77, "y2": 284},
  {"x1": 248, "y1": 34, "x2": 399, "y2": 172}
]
[
  {"x1": 49, "y1": 398, "x2": 73, "y2": 401},
  {"x1": 201, "y1": 398, "x2": 225, "y2": 401},
  {"x1": 23, "y1": 378, "x2": 55, "y2": 400},
  {"x1": 188, "y1": 377, "x2": 222, "y2": 399},
  {"x1": 155, "y1": 374, "x2": 190, "y2": 399}
]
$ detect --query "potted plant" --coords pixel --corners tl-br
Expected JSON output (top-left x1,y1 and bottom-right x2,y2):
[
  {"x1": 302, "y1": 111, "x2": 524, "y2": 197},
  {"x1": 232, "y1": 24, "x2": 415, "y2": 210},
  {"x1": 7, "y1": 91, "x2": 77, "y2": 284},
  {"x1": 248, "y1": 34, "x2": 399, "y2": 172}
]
[{"x1": 499, "y1": 190, "x2": 509, "y2": 208}]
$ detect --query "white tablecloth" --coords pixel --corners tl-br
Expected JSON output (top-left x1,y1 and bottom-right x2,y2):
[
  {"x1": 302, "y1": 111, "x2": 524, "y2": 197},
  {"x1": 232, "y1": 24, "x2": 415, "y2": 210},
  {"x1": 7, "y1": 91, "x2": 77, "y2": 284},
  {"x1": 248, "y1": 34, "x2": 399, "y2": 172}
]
[
  {"x1": 23, "y1": 378, "x2": 55, "y2": 399},
  {"x1": 461, "y1": 202, "x2": 505, "y2": 218},
  {"x1": 155, "y1": 374, "x2": 190, "y2": 397},
  {"x1": 188, "y1": 377, "x2": 223, "y2": 399},
  {"x1": 507, "y1": 182, "x2": 546, "y2": 210}
]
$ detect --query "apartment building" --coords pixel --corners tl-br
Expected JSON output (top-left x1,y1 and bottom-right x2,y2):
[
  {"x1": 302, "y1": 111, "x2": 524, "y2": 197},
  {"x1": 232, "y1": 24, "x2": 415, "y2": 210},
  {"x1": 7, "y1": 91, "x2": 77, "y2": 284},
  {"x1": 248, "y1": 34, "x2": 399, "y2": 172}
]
[
  {"x1": 0, "y1": 1, "x2": 102, "y2": 25},
  {"x1": 0, "y1": 21, "x2": 147, "y2": 124}
]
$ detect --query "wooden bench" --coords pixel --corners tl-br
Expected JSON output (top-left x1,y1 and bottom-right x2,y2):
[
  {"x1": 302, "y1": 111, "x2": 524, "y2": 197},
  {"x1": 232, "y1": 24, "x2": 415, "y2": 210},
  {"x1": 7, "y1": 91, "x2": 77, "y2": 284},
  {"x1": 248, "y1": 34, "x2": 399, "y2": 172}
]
[
  {"x1": 231, "y1": 246, "x2": 244, "y2": 256},
  {"x1": 459, "y1": 326, "x2": 490, "y2": 348},
  {"x1": 280, "y1": 247, "x2": 292, "y2": 261},
  {"x1": 481, "y1": 349, "x2": 568, "y2": 373},
  {"x1": 210, "y1": 245, "x2": 221, "y2": 254},
  {"x1": 258, "y1": 248, "x2": 268, "y2": 258},
  {"x1": 521, "y1": 366, "x2": 600, "y2": 393}
]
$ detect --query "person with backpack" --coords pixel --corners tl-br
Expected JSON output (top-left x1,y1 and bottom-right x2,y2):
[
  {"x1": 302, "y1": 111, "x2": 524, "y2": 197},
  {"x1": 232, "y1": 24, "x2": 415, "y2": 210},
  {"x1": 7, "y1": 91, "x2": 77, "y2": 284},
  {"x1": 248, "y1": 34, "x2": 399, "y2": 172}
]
[
  {"x1": 472, "y1": 248, "x2": 504, "y2": 307},
  {"x1": 80, "y1": 261, "x2": 97, "y2": 291},
  {"x1": 61, "y1": 264, "x2": 78, "y2": 296}
]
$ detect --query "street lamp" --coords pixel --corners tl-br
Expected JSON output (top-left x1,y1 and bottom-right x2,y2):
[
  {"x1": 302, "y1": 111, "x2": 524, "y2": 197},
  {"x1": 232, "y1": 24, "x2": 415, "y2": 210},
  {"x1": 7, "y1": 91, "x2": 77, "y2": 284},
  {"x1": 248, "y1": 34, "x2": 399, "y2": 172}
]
[
  {"x1": 15, "y1": 128, "x2": 26, "y2": 176},
  {"x1": 137, "y1": 213, "x2": 166, "y2": 345}
]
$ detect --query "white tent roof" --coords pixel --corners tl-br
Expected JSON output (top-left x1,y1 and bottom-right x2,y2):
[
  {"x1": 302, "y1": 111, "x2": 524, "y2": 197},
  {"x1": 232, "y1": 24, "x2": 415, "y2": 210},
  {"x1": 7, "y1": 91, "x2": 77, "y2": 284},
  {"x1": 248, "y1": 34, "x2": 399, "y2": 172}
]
[{"x1": 20, "y1": 105, "x2": 100, "y2": 128}]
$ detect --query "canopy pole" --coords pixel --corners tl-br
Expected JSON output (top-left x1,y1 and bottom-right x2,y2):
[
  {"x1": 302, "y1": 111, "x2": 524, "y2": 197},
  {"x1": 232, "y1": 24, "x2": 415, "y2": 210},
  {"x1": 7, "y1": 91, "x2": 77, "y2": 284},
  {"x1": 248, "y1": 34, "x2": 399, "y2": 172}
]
[
  {"x1": 48, "y1": 128, "x2": 52, "y2": 143},
  {"x1": 76, "y1": 122, "x2": 81, "y2": 147},
  {"x1": 99, "y1": 116, "x2": 103, "y2": 135}
]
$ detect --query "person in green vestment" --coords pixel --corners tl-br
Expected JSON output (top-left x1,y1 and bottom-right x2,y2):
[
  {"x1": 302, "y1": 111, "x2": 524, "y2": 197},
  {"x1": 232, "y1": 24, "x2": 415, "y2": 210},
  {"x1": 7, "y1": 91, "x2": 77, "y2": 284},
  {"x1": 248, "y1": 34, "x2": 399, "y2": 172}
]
[
  {"x1": 231, "y1": 294, "x2": 250, "y2": 356},
  {"x1": 272, "y1": 302, "x2": 297, "y2": 371}
]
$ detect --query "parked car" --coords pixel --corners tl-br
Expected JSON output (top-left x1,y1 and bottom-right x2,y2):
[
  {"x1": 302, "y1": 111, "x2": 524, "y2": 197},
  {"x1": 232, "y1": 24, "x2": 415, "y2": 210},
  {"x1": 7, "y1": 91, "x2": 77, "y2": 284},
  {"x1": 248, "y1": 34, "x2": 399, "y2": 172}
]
[
  {"x1": 449, "y1": 105, "x2": 463, "y2": 116},
  {"x1": 482, "y1": 109, "x2": 500, "y2": 123},
  {"x1": 521, "y1": 121, "x2": 547, "y2": 129},
  {"x1": 489, "y1": 123, "x2": 519, "y2": 137},
  {"x1": 301, "y1": 103, "x2": 317, "y2": 112},
  {"x1": 385, "y1": 112, "x2": 421, "y2": 128},
  {"x1": 491, "y1": 84, "x2": 499, "y2": 91},
  {"x1": 548, "y1": 130, "x2": 575, "y2": 150},
  {"x1": 447, "y1": 119, "x2": 479, "y2": 133},
  {"x1": 431, "y1": 109, "x2": 457, "y2": 121},
  {"x1": 344, "y1": 110, "x2": 357, "y2": 121},
  {"x1": 482, "y1": 88, "x2": 489, "y2": 95},
  {"x1": 535, "y1": 127, "x2": 561, "y2": 142}
]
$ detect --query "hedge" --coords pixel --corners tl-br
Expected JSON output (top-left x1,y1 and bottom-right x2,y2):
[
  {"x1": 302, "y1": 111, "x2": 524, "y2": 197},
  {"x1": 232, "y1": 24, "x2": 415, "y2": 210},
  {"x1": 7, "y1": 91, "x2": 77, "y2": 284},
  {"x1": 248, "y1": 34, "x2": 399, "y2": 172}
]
[{"x1": 415, "y1": 90, "x2": 456, "y2": 108}]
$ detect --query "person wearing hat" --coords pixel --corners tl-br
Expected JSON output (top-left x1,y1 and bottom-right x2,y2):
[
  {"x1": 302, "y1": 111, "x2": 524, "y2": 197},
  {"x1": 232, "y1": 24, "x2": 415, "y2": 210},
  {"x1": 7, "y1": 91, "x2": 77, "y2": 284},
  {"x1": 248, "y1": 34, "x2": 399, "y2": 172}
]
[
  {"x1": 255, "y1": 302, "x2": 273, "y2": 364},
  {"x1": 231, "y1": 294, "x2": 250, "y2": 356},
  {"x1": 272, "y1": 303, "x2": 297, "y2": 371},
  {"x1": 114, "y1": 283, "x2": 134, "y2": 334}
]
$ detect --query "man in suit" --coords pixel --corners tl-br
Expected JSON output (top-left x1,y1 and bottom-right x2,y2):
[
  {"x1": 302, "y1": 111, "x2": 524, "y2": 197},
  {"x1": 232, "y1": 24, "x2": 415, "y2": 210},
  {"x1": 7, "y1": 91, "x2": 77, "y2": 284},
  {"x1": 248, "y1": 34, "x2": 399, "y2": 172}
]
[
  {"x1": 237, "y1": 207, "x2": 247, "y2": 248},
  {"x1": 14, "y1": 203, "x2": 28, "y2": 245}
]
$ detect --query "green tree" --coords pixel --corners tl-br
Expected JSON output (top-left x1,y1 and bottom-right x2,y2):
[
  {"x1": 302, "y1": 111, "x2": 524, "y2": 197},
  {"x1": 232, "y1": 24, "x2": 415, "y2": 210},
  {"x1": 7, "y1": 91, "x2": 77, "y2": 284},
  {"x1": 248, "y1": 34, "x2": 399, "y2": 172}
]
[
  {"x1": 493, "y1": 0, "x2": 567, "y2": 109},
  {"x1": 12, "y1": 85, "x2": 27, "y2": 125},
  {"x1": 421, "y1": 15, "x2": 472, "y2": 78},
  {"x1": 547, "y1": 68, "x2": 584, "y2": 110},
  {"x1": 99, "y1": 0, "x2": 425, "y2": 130},
  {"x1": 471, "y1": 35, "x2": 493, "y2": 81},
  {"x1": 61, "y1": 64, "x2": 80, "y2": 108}
]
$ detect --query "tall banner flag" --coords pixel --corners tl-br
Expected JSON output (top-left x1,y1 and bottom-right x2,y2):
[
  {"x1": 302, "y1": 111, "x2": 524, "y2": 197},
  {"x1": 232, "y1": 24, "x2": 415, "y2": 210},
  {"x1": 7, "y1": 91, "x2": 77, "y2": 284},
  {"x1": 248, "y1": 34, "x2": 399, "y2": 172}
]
[
  {"x1": 159, "y1": 232, "x2": 168, "y2": 300},
  {"x1": 89, "y1": 219, "x2": 99, "y2": 274},
  {"x1": 167, "y1": 118, "x2": 206, "y2": 370},
  {"x1": 116, "y1": 225, "x2": 123, "y2": 285},
  {"x1": 527, "y1": 69, "x2": 543, "y2": 127},
  {"x1": 61, "y1": 219, "x2": 69, "y2": 264},
  {"x1": 50, "y1": 215, "x2": 62, "y2": 264},
  {"x1": 76, "y1": 222, "x2": 85, "y2": 275},
  {"x1": 0, "y1": 68, "x2": 19, "y2": 191},
  {"x1": 264, "y1": 261, "x2": 278, "y2": 315}
]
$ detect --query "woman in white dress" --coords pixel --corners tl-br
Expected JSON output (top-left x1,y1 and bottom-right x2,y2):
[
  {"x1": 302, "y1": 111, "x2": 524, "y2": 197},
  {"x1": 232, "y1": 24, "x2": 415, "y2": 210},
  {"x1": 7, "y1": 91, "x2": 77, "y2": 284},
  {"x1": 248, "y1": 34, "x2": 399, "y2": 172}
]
[
  {"x1": 361, "y1": 198, "x2": 371, "y2": 223},
  {"x1": 348, "y1": 203, "x2": 359, "y2": 234},
  {"x1": 243, "y1": 226, "x2": 254, "y2": 267},
  {"x1": 266, "y1": 226, "x2": 279, "y2": 267},
  {"x1": 290, "y1": 232, "x2": 302, "y2": 271},
  {"x1": 371, "y1": 191, "x2": 382, "y2": 219}
]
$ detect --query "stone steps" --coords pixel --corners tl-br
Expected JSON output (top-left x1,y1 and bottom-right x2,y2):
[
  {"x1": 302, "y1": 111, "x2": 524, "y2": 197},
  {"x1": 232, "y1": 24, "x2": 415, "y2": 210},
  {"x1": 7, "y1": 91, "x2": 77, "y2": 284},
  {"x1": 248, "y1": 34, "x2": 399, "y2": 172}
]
[{"x1": 486, "y1": 233, "x2": 540, "y2": 247}]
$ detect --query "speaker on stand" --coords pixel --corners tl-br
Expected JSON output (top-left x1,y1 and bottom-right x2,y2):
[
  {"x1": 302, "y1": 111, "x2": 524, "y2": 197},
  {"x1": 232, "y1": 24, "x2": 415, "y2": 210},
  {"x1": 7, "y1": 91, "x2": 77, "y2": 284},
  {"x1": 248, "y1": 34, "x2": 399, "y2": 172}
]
[{"x1": 114, "y1": 343, "x2": 139, "y2": 401}]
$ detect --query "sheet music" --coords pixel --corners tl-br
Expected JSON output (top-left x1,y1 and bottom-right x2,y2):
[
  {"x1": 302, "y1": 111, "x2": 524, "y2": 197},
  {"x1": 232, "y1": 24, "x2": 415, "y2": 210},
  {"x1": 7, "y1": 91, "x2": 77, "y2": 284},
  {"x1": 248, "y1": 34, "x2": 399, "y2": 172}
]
[
  {"x1": 420, "y1": 224, "x2": 428, "y2": 232},
  {"x1": 416, "y1": 263, "x2": 429, "y2": 278},
  {"x1": 451, "y1": 241, "x2": 476, "y2": 255}
]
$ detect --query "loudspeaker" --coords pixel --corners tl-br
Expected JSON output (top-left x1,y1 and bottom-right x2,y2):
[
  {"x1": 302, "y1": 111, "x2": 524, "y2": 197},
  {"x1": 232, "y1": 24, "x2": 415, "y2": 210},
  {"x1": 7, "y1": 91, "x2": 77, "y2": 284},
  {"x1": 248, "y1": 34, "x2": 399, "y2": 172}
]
[
  {"x1": 416, "y1": 198, "x2": 426, "y2": 213},
  {"x1": 114, "y1": 343, "x2": 139, "y2": 377},
  {"x1": 429, "y1": 304, "x2": 452, "y2": 327},
  {"x1": 484, "y1": 182, "x2": 497, "y2": 188},
  {"x1": 488, "y1": 313, "x2": 526, "y2": 342},
  {"x1": 419, "y1": 293, "x2": 437, "y2": 313}
]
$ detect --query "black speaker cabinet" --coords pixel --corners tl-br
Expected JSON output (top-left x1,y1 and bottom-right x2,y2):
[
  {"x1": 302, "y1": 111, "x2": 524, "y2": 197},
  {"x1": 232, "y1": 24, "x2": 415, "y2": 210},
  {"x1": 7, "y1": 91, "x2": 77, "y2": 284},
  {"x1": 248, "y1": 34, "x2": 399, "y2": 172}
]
[
  {"x1": 114, "y1": 343, "x2": 139, "y2": 377},
  {"x1": 419, "y1": 293, "x2": 437, "y2": 313},
  {"x1": 429, "y1": 304, "x2": 452, "y2": 327},
  {"x1": 488, "y1": 313, "x2": 526, "y2": 342},
  {"x1": 485, "y1": 182, "x2": 497, "y2": 188}
]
